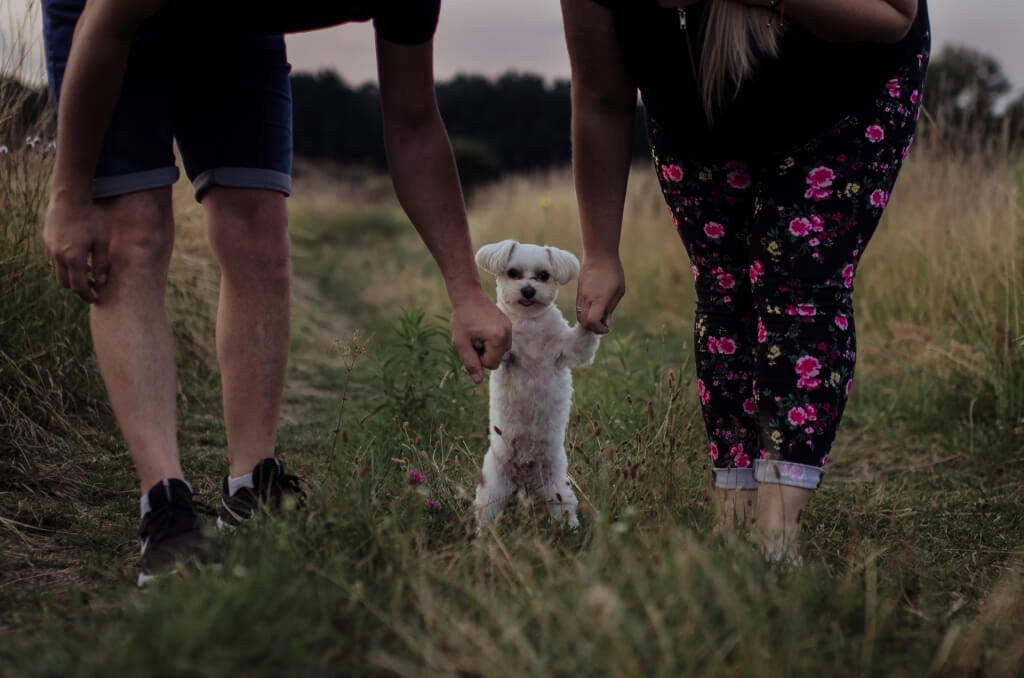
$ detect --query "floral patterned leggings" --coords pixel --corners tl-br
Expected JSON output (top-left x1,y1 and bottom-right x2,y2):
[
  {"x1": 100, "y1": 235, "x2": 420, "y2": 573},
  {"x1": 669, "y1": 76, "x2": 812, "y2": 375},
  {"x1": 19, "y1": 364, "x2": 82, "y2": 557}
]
[{"x1": 650, "y1": 56, "x2": 928, "y2": 490}]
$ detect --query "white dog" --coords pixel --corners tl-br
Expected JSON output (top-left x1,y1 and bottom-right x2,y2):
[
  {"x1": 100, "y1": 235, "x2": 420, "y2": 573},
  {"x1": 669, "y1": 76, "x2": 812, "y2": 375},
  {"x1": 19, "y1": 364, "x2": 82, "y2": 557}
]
[{"x1": 473, "y1": 239, "x2": 600, "y2": 530}]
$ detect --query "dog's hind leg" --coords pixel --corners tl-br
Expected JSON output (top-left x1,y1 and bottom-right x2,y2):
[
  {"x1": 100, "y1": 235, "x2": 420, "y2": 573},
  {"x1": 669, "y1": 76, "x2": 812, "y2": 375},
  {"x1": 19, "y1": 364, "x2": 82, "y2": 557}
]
[
  {"x1": 542, "y1": 475, "x2": 579, "y2": 530},
  {"x1": 474, "y1": 448, "x2": 515, "y2": 531}
]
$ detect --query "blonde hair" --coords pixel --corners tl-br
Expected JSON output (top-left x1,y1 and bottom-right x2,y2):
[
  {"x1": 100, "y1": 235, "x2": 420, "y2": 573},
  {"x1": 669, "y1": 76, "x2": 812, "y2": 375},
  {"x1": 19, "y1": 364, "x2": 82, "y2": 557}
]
[{"x1": 700, "y1": 1, "x2": 782, "y2": 122}]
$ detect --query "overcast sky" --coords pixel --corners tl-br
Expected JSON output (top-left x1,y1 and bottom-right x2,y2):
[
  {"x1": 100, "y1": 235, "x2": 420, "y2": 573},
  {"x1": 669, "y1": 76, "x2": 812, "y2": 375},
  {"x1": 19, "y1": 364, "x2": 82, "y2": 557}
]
[{"x1": 3, "y1": 0, "x2": 1022, "y2": 99}]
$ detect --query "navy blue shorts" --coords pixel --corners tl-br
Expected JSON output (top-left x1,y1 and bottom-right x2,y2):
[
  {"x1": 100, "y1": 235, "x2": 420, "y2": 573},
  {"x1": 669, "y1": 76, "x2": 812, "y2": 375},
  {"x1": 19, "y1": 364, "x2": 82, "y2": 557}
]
[{"x1": 42, "y1": 0, "x2": 293, "y2": 201}]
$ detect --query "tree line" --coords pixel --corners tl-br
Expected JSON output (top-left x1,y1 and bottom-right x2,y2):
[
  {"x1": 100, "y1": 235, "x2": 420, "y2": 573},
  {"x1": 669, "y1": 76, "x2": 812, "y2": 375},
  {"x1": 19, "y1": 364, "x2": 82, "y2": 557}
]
[{"x1": 2, "y1": 44, "x2": 1022, "y2": 190}]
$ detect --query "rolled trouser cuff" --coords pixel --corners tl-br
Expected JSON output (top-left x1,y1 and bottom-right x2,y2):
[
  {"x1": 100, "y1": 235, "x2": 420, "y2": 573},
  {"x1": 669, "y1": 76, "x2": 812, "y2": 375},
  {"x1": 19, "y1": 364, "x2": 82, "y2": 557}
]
[
  {"x1": 93, "y1": 167, "x2": 180, "y2": 199},
  {"x1": 754, "y1": 459, "x2": 823, "y2": 490},
  {"x1": 711, "y1": 467, "x2": 759, "y2": 490},
  {"x1": 193, "y1": 167, "x2": 292, "y2": 201}
]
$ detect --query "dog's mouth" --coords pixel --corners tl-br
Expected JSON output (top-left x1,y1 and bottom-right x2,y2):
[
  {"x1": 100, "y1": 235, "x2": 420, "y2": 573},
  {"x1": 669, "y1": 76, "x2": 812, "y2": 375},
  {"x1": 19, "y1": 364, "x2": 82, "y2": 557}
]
[{"x1": 518, "y1": 299, "x2": 536, "y2": 307}]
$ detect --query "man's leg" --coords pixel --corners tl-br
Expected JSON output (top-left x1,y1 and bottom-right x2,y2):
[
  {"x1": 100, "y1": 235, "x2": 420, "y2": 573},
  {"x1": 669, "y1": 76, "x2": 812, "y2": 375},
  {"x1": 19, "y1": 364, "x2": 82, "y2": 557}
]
[
  {"x1": 202, "y1": 187, "x2": 290, "y2": 477},
  {"x1": 91, "y1": 188, "x2": 180, "y2": 494}
]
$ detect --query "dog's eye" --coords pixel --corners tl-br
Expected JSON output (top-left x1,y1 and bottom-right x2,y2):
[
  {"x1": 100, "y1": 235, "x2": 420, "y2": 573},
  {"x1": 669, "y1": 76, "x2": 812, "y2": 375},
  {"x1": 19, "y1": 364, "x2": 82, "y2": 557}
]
[
  {"x1": 507, "y1": 268, "x2": 522, "y2": 279},
  {"x1": 537, "y1": 271, "x2": 550, "y2": 282}
]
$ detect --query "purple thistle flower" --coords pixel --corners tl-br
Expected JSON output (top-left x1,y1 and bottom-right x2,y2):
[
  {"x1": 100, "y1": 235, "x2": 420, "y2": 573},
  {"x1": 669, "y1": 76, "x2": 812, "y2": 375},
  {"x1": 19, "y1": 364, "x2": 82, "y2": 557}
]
[
  {"x1": 425, "y1": 499, "x2": 441, "y2": 510},
  {"x1": 408, "y1": 469, "x2": 426, "y2": 486}
]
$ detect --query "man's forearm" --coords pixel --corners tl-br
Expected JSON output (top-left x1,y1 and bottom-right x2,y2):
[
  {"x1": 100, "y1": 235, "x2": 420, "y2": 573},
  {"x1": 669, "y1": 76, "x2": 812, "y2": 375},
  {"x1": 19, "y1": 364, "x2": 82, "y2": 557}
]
[
  {"x1": 50, "y1": 1, "x2": 161, "y2": 199},
  {"x1": 384, "y1": 114, "x2": 482, "y2": 300}
]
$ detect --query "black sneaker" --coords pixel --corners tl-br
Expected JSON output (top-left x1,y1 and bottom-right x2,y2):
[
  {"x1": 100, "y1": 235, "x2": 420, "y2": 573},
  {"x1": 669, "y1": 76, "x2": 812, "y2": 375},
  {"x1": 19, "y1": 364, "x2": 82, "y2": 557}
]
[
  {"x1": 138, "y1": 479, "x2": 206, "y2": 587},
  {"x1": 217, "y1": 457, "x2": 306, "y2": 531}
]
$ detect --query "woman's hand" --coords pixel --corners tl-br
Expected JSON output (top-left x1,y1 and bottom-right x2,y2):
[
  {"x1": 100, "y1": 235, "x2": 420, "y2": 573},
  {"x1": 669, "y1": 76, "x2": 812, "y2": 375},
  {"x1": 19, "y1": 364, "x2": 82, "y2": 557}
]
[{"x1": 576, "y1": 254, "x2": 625, "y2": 334}]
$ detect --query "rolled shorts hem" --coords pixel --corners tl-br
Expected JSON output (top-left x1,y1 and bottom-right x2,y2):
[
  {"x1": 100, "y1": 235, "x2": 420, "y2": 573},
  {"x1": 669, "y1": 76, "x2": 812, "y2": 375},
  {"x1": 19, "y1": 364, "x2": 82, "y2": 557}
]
[
  {"x1": 711, "y1": 467, "x2": 759, "y2": 490},
  {"x1": 754, "y1": 459, "x2": 823, "y2": 490},
  {"x1": 193, "y1": 167, "x2": 292, "y2": 201},
  {"x1": 93, "y1": 167, "x2": 180, "y2": 200}
]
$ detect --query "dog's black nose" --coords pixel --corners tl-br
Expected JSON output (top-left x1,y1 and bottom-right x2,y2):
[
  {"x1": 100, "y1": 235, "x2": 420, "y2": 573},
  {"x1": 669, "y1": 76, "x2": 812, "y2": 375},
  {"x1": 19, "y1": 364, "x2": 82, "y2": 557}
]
[{"x1": 521, "y1": 286, "x2": 536, "y2": 299}]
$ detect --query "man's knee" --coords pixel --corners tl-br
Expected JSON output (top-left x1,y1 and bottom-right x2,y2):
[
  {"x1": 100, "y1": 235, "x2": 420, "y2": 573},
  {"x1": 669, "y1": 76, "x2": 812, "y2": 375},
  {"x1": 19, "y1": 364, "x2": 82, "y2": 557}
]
[
  {"x1": 97, "y1": 189, "x2": 175, "y2": 270},
  {"x1": 204, "y1": 188, "x2": 290, "y2": 277}
]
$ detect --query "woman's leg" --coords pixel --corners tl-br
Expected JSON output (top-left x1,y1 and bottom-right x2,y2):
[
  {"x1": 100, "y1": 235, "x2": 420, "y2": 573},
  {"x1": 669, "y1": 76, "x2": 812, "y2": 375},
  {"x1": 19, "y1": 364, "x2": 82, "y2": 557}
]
[{"x1": 747, "y1": 56, "x2": 927, "y2": 555}]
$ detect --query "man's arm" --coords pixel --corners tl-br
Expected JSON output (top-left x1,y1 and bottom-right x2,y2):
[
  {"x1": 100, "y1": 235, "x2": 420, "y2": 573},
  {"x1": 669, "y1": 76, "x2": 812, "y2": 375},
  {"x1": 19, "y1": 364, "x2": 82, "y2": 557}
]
[
  {"x1": 561, "y1": 0, "x2": 636, "y2": 334},
  {"x1": 375, "y1": 36, "x2": 511, "y2": 383},
  {"x1": 44, "y1": 0, "x2": 165, "y2": 302}
]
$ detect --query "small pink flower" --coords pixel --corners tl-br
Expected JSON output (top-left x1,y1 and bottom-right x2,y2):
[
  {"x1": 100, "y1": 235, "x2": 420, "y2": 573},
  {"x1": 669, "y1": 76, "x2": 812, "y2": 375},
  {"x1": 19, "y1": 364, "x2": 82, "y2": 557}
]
[
  {"x1": 845, "y1": 378, "x2": 854, "y2": 396},
  {"x1": 796, "y1": 303, "x2": 816, "y2": 317},
  {"x1": 797, "y1": 377, "x2": 822, "y2": 390},
  {"x1": 806, "y1": 166, "x2": 835, "y2": 189},
  {"x1": 734, "y1": 452, "x2": 751, "y2": 468},
  {"x1": 743, "y1": 398, "x2": 756, "y2": 415},
  {"x1": 698, "y1": 379, "x2": 711, "y2": 405},
  {"x1": 865, "y1": 125, "x2": 885, "y2": 142},
  {"x1": 809, "y1": 238, "x2": 820, "y2": 247},
  {"x1": 709, "y1": 443, "x2": 719, "y2": 461},
  {"x1": 749, "y1": 260, "x2": 764, "y2": 284},
  {"x1": 425, "y1": 499, "x2": 441, "y2": 510},
  {"x1": 729, "y1": 444, "x2": 744, "y2": 457},
  {"x1": 794, "y1": 356, "x2": 821, "y2": 378},
  {"x1": 787, "y1": 407, "x2": 808, "y2": 426},
  {"x1": 804, "y1": 187, "x2": 832, "y2": 202},
  {"x1": 757, "y1": 318, "x2": 767, "y2": 343},
  {"x1": 789, "y1": 217, "x2": 812, "y2": 237},
  {"x1": 408, "y1": 469, "x2": 426, "y2": 485},
  {"x1": 717, "y1": 272, "x2": 735, "y2": 290},
  {"x1": 835, "y1": 315, "x2": 849, "y2": 330},
  {"x1": 910, "y1": 90, "x2": 920, "y2": 105},
  {"x1": 690, "y1": 264, "x2": 700, "y2": 280},
  {"x1": 704, "y1": 221, "x2": 725, "y2": 239},
  {"x1": 727, "y1": 168, "x2": 751, "y2": 190},
  {"x1": 870, "y1": 189, "x2": 889, "y2": 208},
  {"x1": 661, "y1": 164, "x2": 684, "y2": 182},
  {"x1": 716, "y1": 337, "x2": 737, "y2": 355},
  {"x1": 809, "y1": 214, "x2": 825, "y2": 232}
]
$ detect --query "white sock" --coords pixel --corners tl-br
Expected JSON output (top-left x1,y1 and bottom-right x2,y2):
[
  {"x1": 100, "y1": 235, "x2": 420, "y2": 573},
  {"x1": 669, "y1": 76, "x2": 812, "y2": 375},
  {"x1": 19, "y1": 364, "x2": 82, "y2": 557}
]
[
  {"x1": 140, "y1": 479, "x2": 193, "y2": 518},
  {"x1": 227, "y1": 472, "x2": 255, "y2": 497}
]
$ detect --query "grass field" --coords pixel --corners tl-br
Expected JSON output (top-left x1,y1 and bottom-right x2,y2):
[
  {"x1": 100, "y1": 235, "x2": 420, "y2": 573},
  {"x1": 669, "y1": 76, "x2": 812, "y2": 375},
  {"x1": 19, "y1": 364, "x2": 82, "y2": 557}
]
[{"x1": 1, "y1": 117, "x2": 1023, "y2": 677}]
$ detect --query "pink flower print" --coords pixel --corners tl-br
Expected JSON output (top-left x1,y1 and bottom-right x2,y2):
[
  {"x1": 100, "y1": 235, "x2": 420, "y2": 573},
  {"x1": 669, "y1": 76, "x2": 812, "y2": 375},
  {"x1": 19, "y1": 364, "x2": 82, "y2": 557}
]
[
  {"x1": 809, "y1": 214, "x2": 825, "y2": 232},
  {"x1": 704, "y1": 221, "x2": 725, "y2": 239},
  {"x1": 834, "y1": 315, "x2": 849, "y2": 330},
  {"x1": 910, "y1": 90, "x2": 920, "y2": 105},
  {"x1": 821, "y1": 455, "x2": 830, "y2": 467},
  {"x1": 842, "y1": 263, "x2": 855, "y2": 289},
  {"x1": 806, "y1": 166, "x2": 835, "y2": 189},
  {"x1": 743, "y1": 398, "x2": 756, "y2": 415},
  {"x1": 787, "y1": 407, "x2": 808, "y2": 426},
  {"x1": 804, "y1": 404, "x2": 817, "y2": 421},
  {"x1": 661, "y1": 164, "x2": 684, "y2": 182},
  {"x1": 727, "y1": 168, "x2": 751, "y2": 190},
  {"x1": 789, "y1": 217, "x2": 812, "y2": 237},
  {"x1": 845, "y1": 378, "x2": 854, "y2": 396},
  {"x1": 865, "y1": 125, "x2": 885, "y2": 142},
  {"x1": 716, "y1": 337, "x2": 737, "y2": 355},
  {"x1": 780, "y1": 463, "x2": 806, "y2": 481},
  {"x1": 796, "y1": 303, "x2": 816, "y2": 317},
  {"x1": 749, "y1": 260, "x2": 764, "y2": 283},
  {"x1": 698, "y1": 378, "x2": 711, "y2": 405},
  {"x1": 870, "y1": 189, "x2": 889, "y2": 208},
  {"x1": 809, "y1": 238, "x2": 820, "y2": 247},
  {"x1": 672, "y1": 214, "x2": 680, "y2": 230},
  {"x1": 709, "y1": 442, "x2": 719, "y2": 461},
  {"x1": 408, "y1": 469, "x2": 426, "y2": 485},
  {"x1": 794, "y1": 356, "x2": 821, "y2": 378},
  {"x1": 729, "y1": 444, "x2": 744, "y2": 458},
  {"x1": 717, "y1": 272, "x2": 735, "y2": 290},
  {"x1": 425, "y1": 499, "x2": 441, "y2": 510},
  {"x1": 804, "y1": 187, "x2": 832, "y2": 202},
  {"x1": 757, "y1": 317, "x2": 767, "y2": 343},
  {"x1": 797, "y1": 377, "x2": 822, "y2": 391},
  {"x1": 691, "y1": 264, "x2": 700, "y2": 280},
  {"x1": 734, "y1": 452, "x2": 751, "y2": 468},
  {"x1": 886, "y1": 78, "x2": 901, "y2": 98}
]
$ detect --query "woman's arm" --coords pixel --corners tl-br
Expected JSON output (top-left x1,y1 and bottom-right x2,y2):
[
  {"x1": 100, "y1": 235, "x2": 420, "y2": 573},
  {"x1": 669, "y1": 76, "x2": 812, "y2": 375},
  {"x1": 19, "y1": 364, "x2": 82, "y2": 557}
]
[
  {"x1": 560, "y1": 0, "x2": 636, "y2": 334},
  {"x1": 738, "y1": 0, "x2": 918, "y2": 43}
]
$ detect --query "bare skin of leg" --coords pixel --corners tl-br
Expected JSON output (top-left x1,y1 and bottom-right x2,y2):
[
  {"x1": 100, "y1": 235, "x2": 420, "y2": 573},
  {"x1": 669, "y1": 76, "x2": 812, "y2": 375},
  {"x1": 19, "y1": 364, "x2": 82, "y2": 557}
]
[
  {"x1": 711, "y1": 488, "x2": 758, "y2": 535},
  {"x1": 750, "y1": 483, "x2": 811, "y2": 556},
  {"x1": 91, "y1": 188, "x2": 182, "y2": 494},
  {"x1": 202, "y1": 187, "x2": 290, "y2": 478}
]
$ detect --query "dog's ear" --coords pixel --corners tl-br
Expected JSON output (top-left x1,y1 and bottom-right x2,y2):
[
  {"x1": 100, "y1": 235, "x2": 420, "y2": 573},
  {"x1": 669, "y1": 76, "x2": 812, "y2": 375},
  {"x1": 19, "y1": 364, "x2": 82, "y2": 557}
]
[
  {"x1": 475, "y1": 240, "x2": 518, "y2": 275},
  {"x1": 546, "y1": 247, "x2": 581, "y2": 285}
]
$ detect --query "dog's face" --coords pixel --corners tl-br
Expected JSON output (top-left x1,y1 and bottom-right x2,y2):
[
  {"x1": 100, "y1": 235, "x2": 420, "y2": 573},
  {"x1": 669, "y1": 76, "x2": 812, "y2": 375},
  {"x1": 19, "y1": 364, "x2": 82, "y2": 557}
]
[{"x1": 475, "y1": 240, "x2": 580, "y2": 317}]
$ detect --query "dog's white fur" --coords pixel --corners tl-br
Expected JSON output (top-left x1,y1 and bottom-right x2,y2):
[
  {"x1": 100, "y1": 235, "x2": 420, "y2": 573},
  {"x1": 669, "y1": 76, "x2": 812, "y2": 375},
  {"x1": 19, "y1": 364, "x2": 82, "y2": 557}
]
[{"x1": 473, "y1": 239, "x2": 600, "y2": 530}]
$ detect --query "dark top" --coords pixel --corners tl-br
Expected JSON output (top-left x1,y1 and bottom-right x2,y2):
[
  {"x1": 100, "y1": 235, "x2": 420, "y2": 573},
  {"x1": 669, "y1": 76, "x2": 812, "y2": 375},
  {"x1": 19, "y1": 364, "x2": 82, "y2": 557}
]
[
  {"x1": 176, "y1": 1, "x2": 442, "y2": 44},
  {"x1": 592, "y1": 0, "x2": 930, "y2": 160}
]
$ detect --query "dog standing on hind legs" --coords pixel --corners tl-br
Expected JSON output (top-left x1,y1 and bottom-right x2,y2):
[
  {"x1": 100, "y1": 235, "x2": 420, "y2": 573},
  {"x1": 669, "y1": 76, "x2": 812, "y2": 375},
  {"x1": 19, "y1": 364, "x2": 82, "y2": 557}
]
[{"x1": 473, "y1": 239, "x2": 600, "y2": 531}]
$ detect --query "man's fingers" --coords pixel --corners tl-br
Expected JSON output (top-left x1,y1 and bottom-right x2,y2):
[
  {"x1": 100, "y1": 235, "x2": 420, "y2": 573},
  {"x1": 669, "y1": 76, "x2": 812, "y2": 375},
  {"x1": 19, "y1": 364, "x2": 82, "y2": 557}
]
[
  {"x1": 454, "y1": 339, "x2": 484, "y2": 384},
  {"x1": 477, "y1": 339, "x2": 506, "y2": 370},
  {"x1": 582, "y1": 297, "x2": 611, "y2": 334},
  {"x1": 54, "y1": 260, "x2": 70, "y2": 290},
  {"x1": 66, "y1": 257, "x2": 95, "y2": 303}
]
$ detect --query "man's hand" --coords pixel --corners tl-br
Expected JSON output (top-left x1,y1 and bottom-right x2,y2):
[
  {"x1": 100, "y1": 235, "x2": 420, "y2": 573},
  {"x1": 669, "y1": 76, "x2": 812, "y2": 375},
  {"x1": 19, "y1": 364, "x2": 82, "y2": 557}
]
[
  {"x1": 43, "y1": 195, "x2": 110, "y2": 304},
  {"x1": 450, "y1": 289, "x2": 511, "y2": 384},
  {"x1": 576, "y1": 255, "x2": 625, "y2": 334}
]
